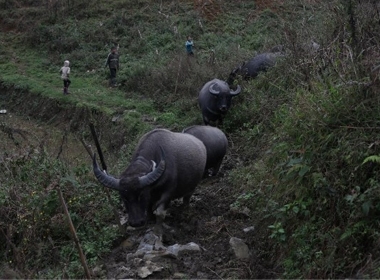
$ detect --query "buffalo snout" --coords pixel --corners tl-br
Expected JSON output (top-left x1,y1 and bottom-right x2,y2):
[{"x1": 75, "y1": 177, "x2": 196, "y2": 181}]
[
  {"x1": 129, "y1": 219, "x2": 146, "y2": 227},
  {"x1": 220, "y1": 105, "x2": 228, "y2": 112}
]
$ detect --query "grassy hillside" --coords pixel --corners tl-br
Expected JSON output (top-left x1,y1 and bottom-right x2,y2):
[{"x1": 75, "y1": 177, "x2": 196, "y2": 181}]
[{"x1": 1, "y1": 0, "x2": 380, "y2": 278}]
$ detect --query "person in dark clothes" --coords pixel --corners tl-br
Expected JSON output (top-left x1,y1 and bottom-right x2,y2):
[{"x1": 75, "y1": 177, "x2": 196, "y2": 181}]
[
  {"x1": 185, "y1": 36, "x2": 194, "y2": 56},
  {"x1": 105, "y1": 46, "x2": 120, "y2": 87}
]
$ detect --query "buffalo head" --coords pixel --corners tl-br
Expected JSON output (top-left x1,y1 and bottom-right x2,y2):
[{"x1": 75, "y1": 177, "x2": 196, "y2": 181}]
[
  {"x1": 198, "y1": 79, "x2": 241, "y2": 126},
  {"x1": 93, "y1": 148, "x2": 166, "y2": 227}
]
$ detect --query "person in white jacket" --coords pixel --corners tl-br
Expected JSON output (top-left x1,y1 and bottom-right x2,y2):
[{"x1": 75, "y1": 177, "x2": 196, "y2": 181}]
[{"x1": 60, "y1": 60, "x2": 71, "y2": 94}]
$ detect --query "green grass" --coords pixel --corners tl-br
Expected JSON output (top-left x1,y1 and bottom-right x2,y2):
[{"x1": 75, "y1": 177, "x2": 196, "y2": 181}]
[{"x1": 2, "y1": 0, "x2": 380, "y2": 278}]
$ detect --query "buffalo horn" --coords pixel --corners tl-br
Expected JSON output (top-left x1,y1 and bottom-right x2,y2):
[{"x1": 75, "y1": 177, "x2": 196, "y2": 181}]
[
  {"x1": 139, "y1": 147, "x2": 166, "y2": 187},
  {"x1": 209, "y1": 83, "x2": 220, "y2": 95},
  {"x1": 230, "y1": 85, "x2": 241, "y2": 96},
  {"x1": 93, "y1": 153, "x2": 121, "y2": 191}
]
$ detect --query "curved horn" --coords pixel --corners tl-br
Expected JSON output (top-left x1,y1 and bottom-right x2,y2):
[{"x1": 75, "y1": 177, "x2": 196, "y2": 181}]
[
  {"x1": 230, "y1": 85, "x2": 241, "y2": 96},
  {"x1": 138, "y1": 147, "x2": 166, "y2": 187},
  {"x1": 209, "y1": 83, "x2": 220, "y2": 96},
  {"x1": 93, "y1": 153, "x2": 121, "y2": 191}
]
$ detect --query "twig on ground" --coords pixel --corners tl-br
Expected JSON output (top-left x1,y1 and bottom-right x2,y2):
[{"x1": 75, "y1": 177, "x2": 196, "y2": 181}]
[{"x1": 54, "y1": 181, "x2": 92, "y2": 279}]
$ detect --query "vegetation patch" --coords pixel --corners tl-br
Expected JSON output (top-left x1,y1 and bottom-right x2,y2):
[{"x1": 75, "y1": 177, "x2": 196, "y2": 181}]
[{"x1": 1, "y1": 0, "x2": 380, "y2": 278}]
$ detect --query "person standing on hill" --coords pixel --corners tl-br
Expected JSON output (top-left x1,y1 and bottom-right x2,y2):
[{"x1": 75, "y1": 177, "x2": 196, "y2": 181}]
[
  {"x1": 60, "y1": 60, "x2": 71, "y2": 95},
  {"x1": 185, "y1": 36, "x2": 194, "y2": 56},
  {"x1": 105, "y1": 46, "x2": 120, "y2": 87}
]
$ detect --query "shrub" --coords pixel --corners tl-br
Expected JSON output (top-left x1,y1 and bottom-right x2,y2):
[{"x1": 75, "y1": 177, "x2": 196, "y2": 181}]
[{"x1": 0, "y1": 148, "x2": 121, "y2": 278}]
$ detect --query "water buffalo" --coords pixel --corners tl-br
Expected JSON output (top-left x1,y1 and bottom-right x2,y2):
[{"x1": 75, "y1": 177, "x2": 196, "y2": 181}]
[
  {"x1": 183, "y1": 125, "x2": 228, "y2": 177},
  {"x1": 227, "y1": 50, "x2": 284, "y2": 86},
  {"x1": 93, "y1": 128, "x2": 207, "y2": 227},
  {"x1": 198, "y1": 79, "x2": 241, "y2": 126}
]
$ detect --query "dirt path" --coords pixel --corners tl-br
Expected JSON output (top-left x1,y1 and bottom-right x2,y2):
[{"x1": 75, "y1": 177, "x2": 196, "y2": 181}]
[{"x1": 102, "y1": 160, "x2": 274, "y2": 279}]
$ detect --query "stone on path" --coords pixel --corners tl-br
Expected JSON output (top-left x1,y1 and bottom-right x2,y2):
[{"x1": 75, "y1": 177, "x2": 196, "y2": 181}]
[{"x1": 229, "y1": 237, "x2": 250, "y2": 260}]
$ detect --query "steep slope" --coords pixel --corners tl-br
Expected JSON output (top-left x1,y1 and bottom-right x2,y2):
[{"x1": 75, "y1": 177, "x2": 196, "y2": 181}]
[{"x1": 1, "y1": 0, "x2": 380, "y2": 278}]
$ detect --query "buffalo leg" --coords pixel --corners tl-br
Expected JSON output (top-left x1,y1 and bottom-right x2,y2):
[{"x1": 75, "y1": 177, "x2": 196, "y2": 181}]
[
  {"x1": 211, "y1": 159, "x2": 223, "y2": 176},
  {"x1": 182, "y1": 190, "x2": 194, "y2": 206},
  {"x1": 153, "y1": 192, "x2": 172, "y2": 223},
  {"x1": 154, "y1": 204, "x2": 167, "y2": 222},
  {"x1": 203, "y1": 115, "x2": 209, "y2": 126}
]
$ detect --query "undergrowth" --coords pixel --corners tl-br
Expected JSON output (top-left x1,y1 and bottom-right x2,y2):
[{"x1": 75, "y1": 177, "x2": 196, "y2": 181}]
[
  {"x1": 0, "y1": 148, "x2": 121, "y2": 278},
  {"x1": 1, "y1": 0, "x2": 380, "y2": 278},
  {"x1": 226, "y1": 1, "x2": 380, "y2": 278}
]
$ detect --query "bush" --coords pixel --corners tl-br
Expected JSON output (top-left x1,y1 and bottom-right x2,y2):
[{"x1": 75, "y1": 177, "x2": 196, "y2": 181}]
[
  {"x1": 0, "y1": 148, "x2": 121, "y2": 278},
  {"x1": 3, "y1": 0, "x2": 380, "y2": 278},
  {"x1": 226, "y1": 1, "x2": 380, "y2": 277}
]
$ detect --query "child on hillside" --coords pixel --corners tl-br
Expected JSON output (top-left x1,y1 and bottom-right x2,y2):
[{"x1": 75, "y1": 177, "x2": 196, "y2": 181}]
[
  {"x1": 185, "y1": 36, "x2": 194, "y2": 56},
  {"x1": 60, "y1": 60, "x2": 71, "y2": 94}
]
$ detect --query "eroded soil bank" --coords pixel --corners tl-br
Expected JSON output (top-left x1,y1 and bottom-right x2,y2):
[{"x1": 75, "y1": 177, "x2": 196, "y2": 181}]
[{"x1": 0, "y1": 86, "x2": 276, "y2": 279}]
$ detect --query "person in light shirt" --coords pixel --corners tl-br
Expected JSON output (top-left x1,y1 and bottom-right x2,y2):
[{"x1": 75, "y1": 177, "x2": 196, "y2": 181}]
[{"x1": 60, "y1": 60, "x2": 71, "y2": 95}]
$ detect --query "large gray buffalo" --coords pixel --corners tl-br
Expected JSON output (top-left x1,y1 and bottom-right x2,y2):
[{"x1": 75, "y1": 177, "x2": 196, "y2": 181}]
[
  {"x1": 92, "y1": 128, "x2": 207, "y2": 227},
  {"x1": 198, "y1": 79, "x2": 241, "y2": 126},
  {"x1": 183, "y1": 125, "x2": 228, "y2": 177},
  {"x1": 227, "y1": 49, "x2": 285, "y2": 86}
]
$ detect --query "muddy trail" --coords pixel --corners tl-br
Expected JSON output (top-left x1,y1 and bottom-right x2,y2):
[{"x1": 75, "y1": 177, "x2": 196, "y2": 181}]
[{"x1": 0, "y1": 87, "x2": 276, "y2": 279}]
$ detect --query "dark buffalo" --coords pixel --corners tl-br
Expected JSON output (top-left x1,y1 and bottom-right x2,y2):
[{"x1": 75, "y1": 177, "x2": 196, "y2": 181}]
[
  {"x1": 198, "y1": 78, "x2": 241, "y2": 126},
  {"x1": 227, "y1": 51, "x2": 284, "y2": 86},
  {"x1": 93, "y1": 128, "x2": 207, "y2": 227},
  {"x1": 183, "y1": 125, "x2": 228, "y2": 177}
]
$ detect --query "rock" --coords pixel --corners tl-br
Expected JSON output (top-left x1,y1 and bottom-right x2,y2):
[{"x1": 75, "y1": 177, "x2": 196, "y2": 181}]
[
  {"x1": 229, "y1": 237, "x2": 250, "y2": 260},
  {"x1": 136, "y1": 260, "x2": 163, "y2": 278},
  {"x1": 133, "y1": 258, "x2": 143, "y2": 266},
  {"x1": 121, "y1": 236, "x2": 138, "y2": 249},
  {"x1": 121, "y1": 227, "x2": 202, "y2": 277},
  {"x1": 143, "y1": 250, "x2": 176, "y2": 261},
  {"x1": 112, "y1": 115, "x2": 121, "y2": 122},
  {"x1": 230, "y1": 205, "x2": 250, "y2": 217},
  {"x1": 167, "y1": 242, "x2": 201, "y2": 257},
  {"x1": 114, "y1": 265, "x2": 133, "y2": 279},
  {"x1": 126, "y1": 252, "x2": 134, "y2": 262},
  {"x1": 173, "y1": 272, "x2": 188, "y2": 279},
  {"x1": 141, "y1": 230, "x2": 160, "y2": 246},
  {"x1": 120, "y1": 215, "x2": 129, "y2": 226},
  {"x1": 91, "y1": 265, "x2": 104, "y2": 277},
  {"x1": 166, "y1": 244, "x2": 181, "y2": 256},
  {"x1": 153, "y1": 235, "x2": 166, "y2": 251},
  {"x1": 133, "y1": 230, "x2": 162, "y2": 257},
  {"x1": 134, "y1": 244, "x2": 154, "y2": 258},
  {"x1": 243, "y1": 226, "x2": 255, "y2": 233}
]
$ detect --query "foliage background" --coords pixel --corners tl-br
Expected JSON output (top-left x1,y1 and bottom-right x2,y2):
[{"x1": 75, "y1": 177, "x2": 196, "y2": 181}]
[{"x1": 1, "y1": 0, "x2": 380, "y2": 278}]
